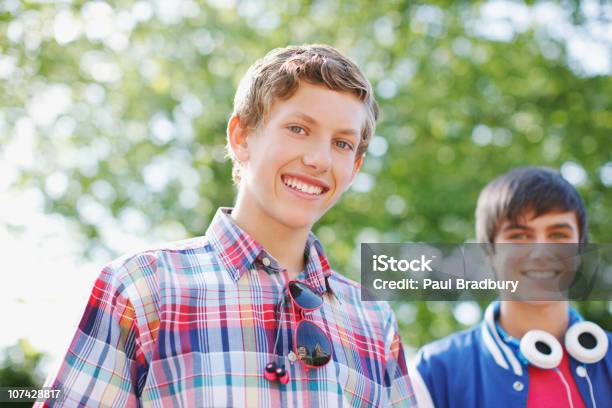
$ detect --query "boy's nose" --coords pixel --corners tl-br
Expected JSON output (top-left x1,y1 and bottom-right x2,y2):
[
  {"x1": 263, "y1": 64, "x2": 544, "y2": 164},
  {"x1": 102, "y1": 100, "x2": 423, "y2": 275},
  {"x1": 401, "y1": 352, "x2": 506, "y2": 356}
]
[
  {"x1": 302, "y1": 144, "x2": 331, "y2": 173},
  {"x1": 526, "y1": 241, "x2": 559, "y2": 261}
]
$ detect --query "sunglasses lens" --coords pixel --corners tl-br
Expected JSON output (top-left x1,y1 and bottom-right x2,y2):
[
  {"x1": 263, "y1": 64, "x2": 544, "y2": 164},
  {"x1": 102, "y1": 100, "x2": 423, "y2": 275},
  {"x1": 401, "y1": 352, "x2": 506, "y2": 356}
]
[
  {"x1": 289, "y1": 281, "x2": 322, "y2": 310},
  {"x1": 295, "y1": 320, "x2": 332, "y2": 367}
]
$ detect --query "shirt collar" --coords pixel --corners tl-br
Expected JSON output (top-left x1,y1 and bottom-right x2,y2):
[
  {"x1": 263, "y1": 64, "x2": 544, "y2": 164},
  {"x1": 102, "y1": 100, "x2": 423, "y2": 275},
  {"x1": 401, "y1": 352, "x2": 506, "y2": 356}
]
[{"x1": 206, "y1": 207, "x2": 332, "y2": 295}]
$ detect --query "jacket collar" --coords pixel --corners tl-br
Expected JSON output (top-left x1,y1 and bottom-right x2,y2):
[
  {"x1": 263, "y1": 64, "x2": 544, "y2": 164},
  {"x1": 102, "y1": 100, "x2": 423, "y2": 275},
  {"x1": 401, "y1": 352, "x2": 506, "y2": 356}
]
[{"x1": 481, "y1": 301, "x2": 583, "y2": 376}]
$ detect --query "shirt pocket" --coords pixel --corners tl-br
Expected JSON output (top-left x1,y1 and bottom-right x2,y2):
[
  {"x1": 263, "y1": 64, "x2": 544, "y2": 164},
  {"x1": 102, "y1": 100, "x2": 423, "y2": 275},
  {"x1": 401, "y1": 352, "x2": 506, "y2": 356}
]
[{"x1": 334, "y1": 361, "x2": 387, "y2": 408}]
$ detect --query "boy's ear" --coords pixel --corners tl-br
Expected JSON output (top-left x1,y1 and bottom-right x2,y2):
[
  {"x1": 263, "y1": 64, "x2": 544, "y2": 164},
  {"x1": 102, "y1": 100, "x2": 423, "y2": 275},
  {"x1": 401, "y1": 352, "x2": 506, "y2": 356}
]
[
  {"x1": 351, "y1": 153, "x2": 364, "y2": 177},
  {"x1": 227, "y1": 114, "x2": 251, "y2": 162},
  {"x1": 345, "y1": 153, "x2": 364, "y2": 192}
]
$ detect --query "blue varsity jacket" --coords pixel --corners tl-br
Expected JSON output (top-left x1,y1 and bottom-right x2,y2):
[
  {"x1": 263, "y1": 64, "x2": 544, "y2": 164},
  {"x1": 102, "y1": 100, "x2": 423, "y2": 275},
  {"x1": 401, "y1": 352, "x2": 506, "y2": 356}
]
[{"x1": 412, "y1": 302, "x2": 612, "y2": 408}]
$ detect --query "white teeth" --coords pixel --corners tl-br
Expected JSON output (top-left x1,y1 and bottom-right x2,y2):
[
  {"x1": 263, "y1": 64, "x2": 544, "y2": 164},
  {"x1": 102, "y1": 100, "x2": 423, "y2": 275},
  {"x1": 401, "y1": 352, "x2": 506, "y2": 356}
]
[
  {"x1": 524, "y1": 271, "x2": 557, "y2": 279},
  {"x1": 282, "y1": 176, "x2": 324, "y2": 195}
]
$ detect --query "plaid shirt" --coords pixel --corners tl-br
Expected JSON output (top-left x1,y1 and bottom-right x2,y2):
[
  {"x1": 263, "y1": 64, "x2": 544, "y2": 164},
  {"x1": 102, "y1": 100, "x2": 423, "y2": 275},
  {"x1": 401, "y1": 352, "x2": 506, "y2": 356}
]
[{"x1": 38, "y1": 208, "x2": 416, "y2": 407}]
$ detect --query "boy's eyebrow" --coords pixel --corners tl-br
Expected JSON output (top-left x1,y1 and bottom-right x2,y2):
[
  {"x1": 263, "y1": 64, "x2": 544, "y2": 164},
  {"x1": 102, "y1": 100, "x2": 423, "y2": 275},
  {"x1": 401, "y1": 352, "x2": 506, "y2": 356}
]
[
  {"x1": 291, "y1": 112, "x2": 318, "y2": 125},
  {"x1": 502, "y1": 222, "x2": 576, "y2": 231},
  {"x1": 546, "y1": 223, "x2": 576, "y2": 230},
  {"x1": 289, "y1": 112, "x2": 360, "y2": 137},
  {"x1": 501, "y1": 223, "x2": 531, "y2": 231}
]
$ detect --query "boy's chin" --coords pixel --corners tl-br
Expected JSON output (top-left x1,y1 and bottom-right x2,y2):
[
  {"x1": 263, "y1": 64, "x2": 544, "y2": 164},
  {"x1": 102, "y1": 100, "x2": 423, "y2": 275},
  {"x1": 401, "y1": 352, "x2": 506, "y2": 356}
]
[
  {"x1": 275, "y1": 210, "x2": 321, "y2": 230},
  {"x1": 499, "y1": 293, "x2": 568, "y2": 304},
  {"x1": 268, "y1": 203, "x2": 330, "y2": 230},
  {"x1": 515, "y1": 300, "x2": 569, "y2": 308}
]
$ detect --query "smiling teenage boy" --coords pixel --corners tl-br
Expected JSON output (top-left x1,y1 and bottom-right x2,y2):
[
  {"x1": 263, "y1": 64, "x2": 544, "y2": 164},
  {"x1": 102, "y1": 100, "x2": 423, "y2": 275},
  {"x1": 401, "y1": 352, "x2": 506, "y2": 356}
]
[
  {"x1": 412, "y1": 167, "x2": 611, "y2": 408},
  {"x1": 38, "y1": 45, "x2": 416, "y2": 407}
]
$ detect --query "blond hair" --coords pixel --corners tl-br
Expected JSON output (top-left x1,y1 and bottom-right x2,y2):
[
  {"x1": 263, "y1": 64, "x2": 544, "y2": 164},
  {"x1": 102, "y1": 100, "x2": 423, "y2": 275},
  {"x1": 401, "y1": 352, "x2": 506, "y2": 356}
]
[{"x1": 228, "y1": 44, "x2": 379, "y2": 184}]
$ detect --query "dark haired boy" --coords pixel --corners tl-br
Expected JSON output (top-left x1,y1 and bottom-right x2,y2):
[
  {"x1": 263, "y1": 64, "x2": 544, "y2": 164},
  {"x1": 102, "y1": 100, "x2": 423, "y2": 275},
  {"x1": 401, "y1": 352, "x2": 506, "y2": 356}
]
[
  {"x1": 38, "y1": 45, "x2": 416, "y2": 407},
  {"x1": 412, "y1": 167, "x2": 611, "y2": 408}
]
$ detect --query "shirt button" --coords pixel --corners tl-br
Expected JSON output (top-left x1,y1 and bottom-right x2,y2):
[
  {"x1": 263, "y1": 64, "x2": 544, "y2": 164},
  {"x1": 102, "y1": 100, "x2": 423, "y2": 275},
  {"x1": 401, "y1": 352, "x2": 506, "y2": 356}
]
[
  {"x1": 513, "y1": 381, "x2": 524, "y2": 392},
  {"x1": 576, "y1": 366, "x2": 587, "y2": 377},
  {"x1": 287, "y1": 351, "x2": 297, "y2": 362},
  {"x1": 262, "y1": 257, "x2": 271, "y2": 267}
]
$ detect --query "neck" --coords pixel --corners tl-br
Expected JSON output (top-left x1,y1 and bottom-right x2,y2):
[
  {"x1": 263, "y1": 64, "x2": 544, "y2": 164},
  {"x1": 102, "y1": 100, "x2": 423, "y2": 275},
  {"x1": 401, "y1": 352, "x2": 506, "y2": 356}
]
[
  {"x1": 231, "y1": 194, "x2": 310, "y2": 281},
  {"x1": 499, "y1": 301, "x2": 569, "y2": 341}
]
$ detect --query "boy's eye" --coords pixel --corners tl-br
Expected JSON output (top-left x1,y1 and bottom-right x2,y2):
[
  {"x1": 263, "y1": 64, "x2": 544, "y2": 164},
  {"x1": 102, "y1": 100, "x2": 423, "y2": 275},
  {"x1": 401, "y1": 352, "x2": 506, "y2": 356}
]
[
  {"x1": 335, "y1": 140, "x2": 354, "y2": 151},
  {"x1": 288, "y1": 125, "x2": 306, "y2": 135},
  {"x1": 508, "y1": 233, "x2": 528, "y2": 240},
  {"x1": 549, "y1": 231, "x2": 569, "y2": 239}
]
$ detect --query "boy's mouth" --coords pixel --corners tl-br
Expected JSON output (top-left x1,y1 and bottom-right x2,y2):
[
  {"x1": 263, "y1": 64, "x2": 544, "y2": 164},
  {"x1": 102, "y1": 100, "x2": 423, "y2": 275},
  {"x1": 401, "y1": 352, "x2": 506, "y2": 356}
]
[
  {"x1": 521, "y1": 270, "x2": 560, "y2": 280},
  {"x1": 281, "y1": 174, "x2": 329, "y2": 196}
]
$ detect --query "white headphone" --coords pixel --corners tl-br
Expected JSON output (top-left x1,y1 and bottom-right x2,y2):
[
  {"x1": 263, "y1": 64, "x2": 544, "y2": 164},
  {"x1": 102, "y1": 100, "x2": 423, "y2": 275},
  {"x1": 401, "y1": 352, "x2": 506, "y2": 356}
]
[{"x1": 519, "y1": 321, "x2": 609, "y2": 369}]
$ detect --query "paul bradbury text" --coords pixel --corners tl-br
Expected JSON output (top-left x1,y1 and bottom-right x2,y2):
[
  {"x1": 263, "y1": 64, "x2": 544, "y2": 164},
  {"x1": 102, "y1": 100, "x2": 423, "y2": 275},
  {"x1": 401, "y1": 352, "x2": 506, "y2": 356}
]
[{"x1": 372, "y1": 278, "x2": 519, "y2": 293}]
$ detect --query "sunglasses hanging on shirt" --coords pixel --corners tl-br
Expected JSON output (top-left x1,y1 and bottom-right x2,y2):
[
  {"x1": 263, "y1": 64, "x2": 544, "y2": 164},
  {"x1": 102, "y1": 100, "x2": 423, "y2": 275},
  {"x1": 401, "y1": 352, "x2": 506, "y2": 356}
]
[{"x1": 265, "y1": 280, "x2": 333, "y2": 384}]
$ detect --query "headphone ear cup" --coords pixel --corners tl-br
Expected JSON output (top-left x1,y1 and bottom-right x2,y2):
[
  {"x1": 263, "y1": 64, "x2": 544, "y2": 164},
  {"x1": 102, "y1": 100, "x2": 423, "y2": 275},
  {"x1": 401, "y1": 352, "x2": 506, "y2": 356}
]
[
  {"x1": 264, "y1": 362, "x2": 278, "y2": 381},
  {"x1": 275, "y1": 366, "x2": 290, "y2": 384},
  {"x1": 520, "y1": 330, "x2": 563, "y2": 369},
  {"x1": 565, "y1": 321, "x2": 609, "y2": 364}
]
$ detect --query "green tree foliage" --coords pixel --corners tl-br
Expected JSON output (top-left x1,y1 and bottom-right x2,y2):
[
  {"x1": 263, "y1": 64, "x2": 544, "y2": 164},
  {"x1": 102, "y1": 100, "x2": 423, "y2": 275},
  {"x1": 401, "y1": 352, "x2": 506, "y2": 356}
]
[
  {"x1": 1, "y1": 0, "x2": 611, "y2": 354},
  {"x1": 0, "y1": 340, "x2": 44, "y2": 387},
  {"x1": 0, "y1": 340, "x2": 46, "y2": 407}
]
